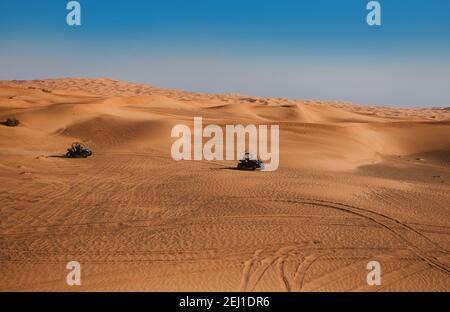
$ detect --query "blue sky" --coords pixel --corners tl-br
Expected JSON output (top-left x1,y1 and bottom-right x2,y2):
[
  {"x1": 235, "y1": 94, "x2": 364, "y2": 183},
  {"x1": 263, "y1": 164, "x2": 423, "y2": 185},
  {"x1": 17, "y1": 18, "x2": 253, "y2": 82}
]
[{"x1": 1, "y1": 0, "x2": 450, "y2": 107}]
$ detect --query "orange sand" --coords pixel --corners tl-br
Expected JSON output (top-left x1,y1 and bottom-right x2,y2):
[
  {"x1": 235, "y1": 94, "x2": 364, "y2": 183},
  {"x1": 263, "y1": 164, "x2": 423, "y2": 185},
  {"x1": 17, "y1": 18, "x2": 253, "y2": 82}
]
[{"x1": 0, "y1": 78, "x2": 449, "y2": 291}]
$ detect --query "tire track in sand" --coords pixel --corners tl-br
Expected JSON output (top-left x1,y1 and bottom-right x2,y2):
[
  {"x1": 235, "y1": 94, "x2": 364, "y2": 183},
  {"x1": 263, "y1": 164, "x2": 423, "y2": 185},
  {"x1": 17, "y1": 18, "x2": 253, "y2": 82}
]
[
  {"x1": 240, "y1": 197, "x2": 450, "y2": 291},
  {"x1": 268, "y1": 197, "x2": 450, "y2": 275}
]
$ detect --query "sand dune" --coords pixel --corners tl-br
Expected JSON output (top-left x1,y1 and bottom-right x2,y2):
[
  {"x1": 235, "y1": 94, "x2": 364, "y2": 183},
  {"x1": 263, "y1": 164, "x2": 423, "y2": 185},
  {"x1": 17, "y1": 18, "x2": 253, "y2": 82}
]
[{"x1": 0, "y1": 78, "x2": 449, "y2": 291}]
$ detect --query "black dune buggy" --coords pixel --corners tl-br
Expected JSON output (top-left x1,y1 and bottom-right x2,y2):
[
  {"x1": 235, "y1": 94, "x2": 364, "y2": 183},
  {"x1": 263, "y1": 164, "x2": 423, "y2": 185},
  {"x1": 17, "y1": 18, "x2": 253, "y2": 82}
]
[
  {"x1": 1, "y1": 117, "x2": 20, "y2": 127},
  {"x1": 66, "y1": 142, "x2": 93, "y2": 158},
  {"x1": 237, "y1": 153, "x2": 264, "y2": 171}
]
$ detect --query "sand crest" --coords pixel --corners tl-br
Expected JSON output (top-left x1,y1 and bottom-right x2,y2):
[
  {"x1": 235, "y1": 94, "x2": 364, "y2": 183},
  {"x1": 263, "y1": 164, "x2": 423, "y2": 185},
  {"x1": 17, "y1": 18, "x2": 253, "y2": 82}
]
[{"x1": 0, "y1": 78, "x2": 449, "y2": 291}]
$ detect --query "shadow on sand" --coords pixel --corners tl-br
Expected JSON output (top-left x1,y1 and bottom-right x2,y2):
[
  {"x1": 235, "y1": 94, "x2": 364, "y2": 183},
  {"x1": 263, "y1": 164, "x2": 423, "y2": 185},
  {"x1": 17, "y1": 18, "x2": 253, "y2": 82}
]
[
  {"x1": 210, "y1": 166, "x2": 251, "y2": 171},
  {"x1": 47, "y1": 154, "x2": 68, "y2": 159}
]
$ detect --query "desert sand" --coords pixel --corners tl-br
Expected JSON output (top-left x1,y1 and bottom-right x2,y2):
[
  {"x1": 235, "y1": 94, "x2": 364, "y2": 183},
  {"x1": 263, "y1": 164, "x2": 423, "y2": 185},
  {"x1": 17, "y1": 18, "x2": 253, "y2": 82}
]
[{"x1": 0, "y1": 78, "x2": 449, "y2": 291}]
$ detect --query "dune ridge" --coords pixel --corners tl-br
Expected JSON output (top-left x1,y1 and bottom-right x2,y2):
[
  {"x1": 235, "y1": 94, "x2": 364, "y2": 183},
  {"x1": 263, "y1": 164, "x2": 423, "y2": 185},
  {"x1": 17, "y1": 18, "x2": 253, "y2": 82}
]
[
  {"x1": 1, "y1": 78, "x2": 449, "y2": 169},
  {"x1": 0, "y1": 78, "x2": 449, "y2": 291}
]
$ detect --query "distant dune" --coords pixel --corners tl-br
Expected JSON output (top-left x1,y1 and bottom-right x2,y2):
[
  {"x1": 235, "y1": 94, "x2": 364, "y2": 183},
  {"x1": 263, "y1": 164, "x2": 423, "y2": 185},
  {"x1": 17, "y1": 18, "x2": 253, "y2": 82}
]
[
  {"x1": 0, "y1": 78, "x2": 449, "y2": 291},
  {"x1": 1, "y1": 78, "x2": 449, "y2": 169}
]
